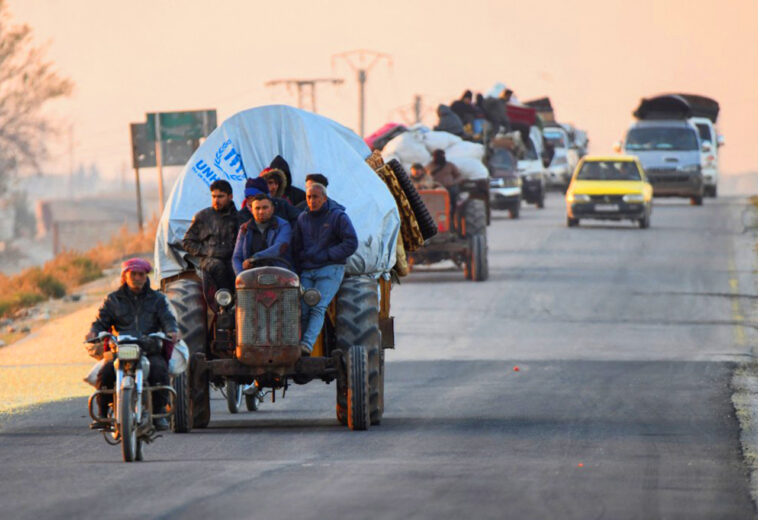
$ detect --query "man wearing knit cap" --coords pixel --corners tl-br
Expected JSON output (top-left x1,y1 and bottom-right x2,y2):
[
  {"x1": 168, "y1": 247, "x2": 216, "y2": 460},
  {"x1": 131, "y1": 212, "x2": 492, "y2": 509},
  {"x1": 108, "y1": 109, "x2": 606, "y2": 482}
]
[
  {"x1": 240, "y1": 174, "x2": 302, "y2": 227},
  {"x1": 86, "y1": 258, "x2": 179, "y2": 430},
  {"x1": 292, "y1": 182, "x2": 358, "y2": 356},
  {"x1": 182, "y1": 179, "x2": 239, "y2": 292}
]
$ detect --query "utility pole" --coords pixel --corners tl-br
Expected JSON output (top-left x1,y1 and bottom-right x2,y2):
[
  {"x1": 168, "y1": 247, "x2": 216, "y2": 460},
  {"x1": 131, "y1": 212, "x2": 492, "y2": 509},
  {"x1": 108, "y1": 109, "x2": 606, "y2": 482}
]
[
  {"x1": 264, "y1": 78, "x2": 343, "y2": 113},
  {"x1": 390, "y1": 95, "x2": 432, "y2": 126},
  {"x1": 332, "y1": 50, "x2": 392, "y2": 137}
]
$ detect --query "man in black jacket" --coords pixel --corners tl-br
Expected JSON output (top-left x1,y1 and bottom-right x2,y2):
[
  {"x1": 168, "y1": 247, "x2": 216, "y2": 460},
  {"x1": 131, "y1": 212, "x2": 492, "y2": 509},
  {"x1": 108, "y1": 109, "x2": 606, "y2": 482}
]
[
  {"x1": 86, "y1": 258, "x2": 179, "y2": 430},
  {"x1": 182, "y1": 179, "x2": 239, "y2": 292}
]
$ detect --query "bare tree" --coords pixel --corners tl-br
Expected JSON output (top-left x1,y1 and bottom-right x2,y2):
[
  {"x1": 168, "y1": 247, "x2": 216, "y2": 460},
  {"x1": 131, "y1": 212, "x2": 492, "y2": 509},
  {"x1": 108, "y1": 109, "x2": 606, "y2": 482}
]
[{"x1": 0, "y1": 0, "x2": 73, "y2": 193}]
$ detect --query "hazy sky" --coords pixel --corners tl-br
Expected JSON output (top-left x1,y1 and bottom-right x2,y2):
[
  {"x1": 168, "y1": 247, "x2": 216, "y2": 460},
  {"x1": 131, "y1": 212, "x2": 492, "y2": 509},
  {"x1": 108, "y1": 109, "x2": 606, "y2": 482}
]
[{"x1": 8, "y1": 0, "x2": 758, "y2": 179}]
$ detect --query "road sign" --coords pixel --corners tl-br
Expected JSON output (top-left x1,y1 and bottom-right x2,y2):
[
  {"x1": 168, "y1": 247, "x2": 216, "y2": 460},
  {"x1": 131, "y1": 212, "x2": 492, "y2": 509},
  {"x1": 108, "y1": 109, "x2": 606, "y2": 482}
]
[
  {"x1": 146, "y1": 110, "x2": 217, "y2": 141},
  {"x1": 130, "y1": 123, "x2": 201, "y2": 168}
]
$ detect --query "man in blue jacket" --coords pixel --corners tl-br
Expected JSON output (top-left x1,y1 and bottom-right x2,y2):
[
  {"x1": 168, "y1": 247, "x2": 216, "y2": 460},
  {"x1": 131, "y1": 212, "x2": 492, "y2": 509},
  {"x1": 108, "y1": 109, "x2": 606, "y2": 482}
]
[
  {"x1": 292, "y1": 181, "x2": 358, "y2": 356},
  {"x1": 232, "y1": 193, "x2": 293, "y2": 274}
]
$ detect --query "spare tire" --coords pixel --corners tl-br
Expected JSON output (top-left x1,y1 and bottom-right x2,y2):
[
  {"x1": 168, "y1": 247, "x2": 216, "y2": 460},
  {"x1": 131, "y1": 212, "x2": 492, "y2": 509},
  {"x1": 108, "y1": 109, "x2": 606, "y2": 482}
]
[{"x1": 387, "y1": 159, "x2": 438, "y2": 240}]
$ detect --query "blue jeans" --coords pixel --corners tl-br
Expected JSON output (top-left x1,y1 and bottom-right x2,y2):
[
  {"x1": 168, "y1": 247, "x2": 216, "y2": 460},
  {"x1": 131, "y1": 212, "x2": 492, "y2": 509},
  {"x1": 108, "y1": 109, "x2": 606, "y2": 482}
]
[{"x1": 299, "y1": 264, "x2": 345, "y2": 351}]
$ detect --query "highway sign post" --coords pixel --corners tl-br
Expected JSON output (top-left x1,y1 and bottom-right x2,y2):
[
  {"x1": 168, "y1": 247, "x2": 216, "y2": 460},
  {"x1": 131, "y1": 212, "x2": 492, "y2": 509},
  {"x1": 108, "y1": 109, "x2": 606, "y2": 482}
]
[{"x1": 130, "y1": 110, "x2": 217, "y2": 227}]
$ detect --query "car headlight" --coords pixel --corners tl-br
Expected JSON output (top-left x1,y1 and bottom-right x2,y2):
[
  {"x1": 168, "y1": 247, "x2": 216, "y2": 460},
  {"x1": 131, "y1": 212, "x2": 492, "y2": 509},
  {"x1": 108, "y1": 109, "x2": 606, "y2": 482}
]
[
  {"x1": 567, "y1": 193, "x2": 590, "y2": 203},
  {"x1": 677, "y1": 164, "x2": 700, "y2": 173},
  {"x1": 490, "y1": 178, "x2": 504, "y2": 187},
  {"x1": 623, "y1": 193, "x2": 645, "y2": 203},
  {"x1": 214, "y1": 289, "x2": 233, "y2": 307}
]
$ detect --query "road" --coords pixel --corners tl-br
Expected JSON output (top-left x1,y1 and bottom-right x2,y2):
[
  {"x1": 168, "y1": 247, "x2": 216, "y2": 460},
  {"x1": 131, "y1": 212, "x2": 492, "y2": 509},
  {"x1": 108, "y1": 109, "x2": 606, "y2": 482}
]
[{"x1": 1, "y1": 193, "x2": 757, "y2": 519}]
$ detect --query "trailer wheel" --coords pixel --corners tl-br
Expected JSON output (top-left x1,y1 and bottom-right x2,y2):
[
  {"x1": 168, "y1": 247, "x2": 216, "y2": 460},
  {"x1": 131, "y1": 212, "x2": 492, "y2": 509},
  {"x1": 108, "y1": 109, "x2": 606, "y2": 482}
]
[
  {"x1": 336, "y1": 276, "x2": 383, "y2": 425},
  {"x1": 346, "y1": 345, "x2": 370, "y2": 431},
  {"x1": 164, "y1": 277, "x2": 211, "y2": 429}
]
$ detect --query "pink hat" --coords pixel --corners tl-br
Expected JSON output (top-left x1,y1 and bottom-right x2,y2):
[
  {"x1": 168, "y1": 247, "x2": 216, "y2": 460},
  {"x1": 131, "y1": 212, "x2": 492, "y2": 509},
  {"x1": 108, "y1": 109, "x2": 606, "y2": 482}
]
[{"x1": 121, "y1": 258, "x2": 152, "y2": 274}]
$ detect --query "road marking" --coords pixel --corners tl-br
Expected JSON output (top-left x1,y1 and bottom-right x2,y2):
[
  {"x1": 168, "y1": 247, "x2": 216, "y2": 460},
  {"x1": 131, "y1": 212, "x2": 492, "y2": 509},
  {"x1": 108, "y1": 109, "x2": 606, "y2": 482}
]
[{"x1": 728, "y1": 258, "x2": 746, "y2": 348}]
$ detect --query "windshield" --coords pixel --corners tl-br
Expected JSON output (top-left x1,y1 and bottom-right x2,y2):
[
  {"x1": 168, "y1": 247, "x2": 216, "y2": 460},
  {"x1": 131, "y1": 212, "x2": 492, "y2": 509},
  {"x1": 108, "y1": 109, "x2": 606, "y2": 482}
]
[
  {"x1": 625, "y1": 127, "x2": 698, "y2": 151},
  {"x1": 696, "y1": 123, "x2": 712, "y2": 143},
  {"x1": 576, "y1": 161, "x2": 641, "y2": 181},
  {"x1": 489, "y1": 148, "x2": 515, "y2": 173},
  {"x1": 543, "y1": 131, "x2": 567, "y2": 148}
]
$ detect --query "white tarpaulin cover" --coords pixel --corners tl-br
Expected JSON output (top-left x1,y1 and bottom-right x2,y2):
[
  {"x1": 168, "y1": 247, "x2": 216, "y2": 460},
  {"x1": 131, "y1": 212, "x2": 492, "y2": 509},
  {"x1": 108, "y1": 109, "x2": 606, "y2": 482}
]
[{"x1": 154, "y1": 105, "x2": 400, "y2": 281}]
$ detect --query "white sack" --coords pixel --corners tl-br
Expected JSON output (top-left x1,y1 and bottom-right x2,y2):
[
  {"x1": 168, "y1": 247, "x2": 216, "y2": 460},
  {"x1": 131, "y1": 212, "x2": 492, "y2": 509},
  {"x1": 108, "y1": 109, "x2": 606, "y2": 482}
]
[
  {"x1": 154, "y1": 105, "x2": 400, "y2": 281},
  {"x1": 381, "y1": 132, "x2": 431, "y2": 166},
  {"x1": 449, "y1": 157, "x2": 489, "y2": 180},
  {"x1": 446, "y1": 141, "x2": 485, "y2": 161},
  {"x1": 83, "y1": 360, "x2": 105, "y2": 388},
  {"x1": 169, "y1": 340, "x2": 189, "y2": 375},
  {"x1": 422, "y1": 131, "x2": 462, "y2": 153}
]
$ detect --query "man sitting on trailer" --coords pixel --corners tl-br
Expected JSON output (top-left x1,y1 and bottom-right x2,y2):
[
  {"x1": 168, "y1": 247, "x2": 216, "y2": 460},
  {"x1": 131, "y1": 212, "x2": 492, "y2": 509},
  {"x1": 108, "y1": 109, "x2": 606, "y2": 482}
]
[
  {"x1": 182, "y1": 179, "x2": 239, "y2": 292},
  {"x1": 292, "y1": 181, "x2": 358, "y2": 357},
  {"x1": 85, "y1": 258, "x2": 179, "y2": 431}
]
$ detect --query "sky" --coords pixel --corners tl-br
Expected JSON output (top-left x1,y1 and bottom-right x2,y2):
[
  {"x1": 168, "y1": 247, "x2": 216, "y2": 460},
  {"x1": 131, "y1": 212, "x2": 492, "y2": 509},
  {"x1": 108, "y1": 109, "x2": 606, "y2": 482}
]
[{"x1": 7, "y1": 0, "x2": 758, "y2": 180}]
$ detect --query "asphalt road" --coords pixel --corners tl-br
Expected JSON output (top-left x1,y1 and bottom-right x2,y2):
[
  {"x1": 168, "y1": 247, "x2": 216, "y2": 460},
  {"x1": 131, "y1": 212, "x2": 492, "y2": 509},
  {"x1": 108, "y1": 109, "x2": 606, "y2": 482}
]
[{"x1": 1, "y1": 193, "x2": 757, "y2": 519}]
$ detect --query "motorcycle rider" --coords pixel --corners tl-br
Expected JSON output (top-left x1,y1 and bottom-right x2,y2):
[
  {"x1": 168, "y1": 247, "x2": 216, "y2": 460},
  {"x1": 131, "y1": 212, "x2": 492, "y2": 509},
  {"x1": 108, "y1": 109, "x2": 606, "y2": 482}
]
[
  {"x1": 182, "y1": 179, "x2": 239, "y2": 292},
  {"x1": 86, "y1": 258, "x2": 179, "y2": 431}
]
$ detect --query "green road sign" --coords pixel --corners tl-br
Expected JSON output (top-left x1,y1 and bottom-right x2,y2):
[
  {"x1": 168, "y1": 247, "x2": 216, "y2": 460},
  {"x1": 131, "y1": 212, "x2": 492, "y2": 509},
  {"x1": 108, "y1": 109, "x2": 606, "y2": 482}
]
[
  {"x1": 145, "y1": 110, "x2": 217, "y2": 141},
  {"x1": 131, "y1": 109, "x2": 217, "y2": 168}
]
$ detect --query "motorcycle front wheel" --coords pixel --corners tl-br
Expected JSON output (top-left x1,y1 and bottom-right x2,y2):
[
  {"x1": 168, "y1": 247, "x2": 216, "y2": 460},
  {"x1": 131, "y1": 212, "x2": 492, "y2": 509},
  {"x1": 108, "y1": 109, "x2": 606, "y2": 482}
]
[{"x1": 119, "y1": 387, "x2": 140, "y2": 462}]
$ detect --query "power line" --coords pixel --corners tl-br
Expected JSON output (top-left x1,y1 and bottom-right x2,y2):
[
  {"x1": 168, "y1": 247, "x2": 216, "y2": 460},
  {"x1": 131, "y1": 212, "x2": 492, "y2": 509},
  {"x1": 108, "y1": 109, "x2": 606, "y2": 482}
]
[
  {"x1": 332, "y1": 50, "x2": 392, "y2": 137},
  {"x1": 264, "y1": 78, "x2": 344, "y2": 113}
]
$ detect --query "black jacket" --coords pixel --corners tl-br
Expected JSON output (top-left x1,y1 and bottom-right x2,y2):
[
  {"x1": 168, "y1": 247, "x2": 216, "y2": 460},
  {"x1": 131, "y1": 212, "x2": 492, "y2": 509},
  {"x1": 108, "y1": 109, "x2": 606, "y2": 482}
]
[
  {"x1": 480, "y1": 97, "x2": 511, "y2": 133},
  {"x1": 89, "y1": 281, "x2": 178, "y2": 338},
  {"x1": 269, "y1": 155, "x2": 306, "y2": 206},
  {"x1": 182, "y1": 203, "x2": 239, "y2": 262}
]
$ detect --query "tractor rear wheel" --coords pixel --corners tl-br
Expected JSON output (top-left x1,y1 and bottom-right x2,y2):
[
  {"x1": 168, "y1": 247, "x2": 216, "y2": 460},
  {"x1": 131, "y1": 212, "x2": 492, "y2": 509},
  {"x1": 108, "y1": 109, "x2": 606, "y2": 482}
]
[
  {"x1": 336, "y1": 276, "x2": 383, "y2": 425},
  {"x1": 164, "y1": 277, "x2": 211, "y2": 429}
]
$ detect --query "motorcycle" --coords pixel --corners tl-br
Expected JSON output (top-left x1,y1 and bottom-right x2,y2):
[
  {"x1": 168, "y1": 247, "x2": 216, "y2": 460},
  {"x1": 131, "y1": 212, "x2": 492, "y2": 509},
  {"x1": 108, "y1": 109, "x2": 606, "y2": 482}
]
[{"x1": 86, "y1": 331, "x2": 177, "y2": 462}]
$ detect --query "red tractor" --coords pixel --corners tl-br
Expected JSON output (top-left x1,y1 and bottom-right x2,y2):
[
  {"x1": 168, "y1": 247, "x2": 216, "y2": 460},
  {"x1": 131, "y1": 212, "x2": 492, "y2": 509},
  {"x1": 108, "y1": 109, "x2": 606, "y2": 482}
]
[{"x1": 410, "y1": 179, "x2": 489, "y2": 281}]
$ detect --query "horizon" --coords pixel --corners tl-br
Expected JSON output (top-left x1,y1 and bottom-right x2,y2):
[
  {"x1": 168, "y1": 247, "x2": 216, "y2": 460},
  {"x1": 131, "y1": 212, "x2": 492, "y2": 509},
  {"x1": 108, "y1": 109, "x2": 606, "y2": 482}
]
[{"x1": 7, "y1": 0, "x2": 758, "y2": 181}]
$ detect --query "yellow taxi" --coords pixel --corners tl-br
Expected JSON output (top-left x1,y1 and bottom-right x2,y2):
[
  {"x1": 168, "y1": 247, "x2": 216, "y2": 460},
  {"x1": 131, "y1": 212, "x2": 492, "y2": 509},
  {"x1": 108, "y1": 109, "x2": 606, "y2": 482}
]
[{"x1": 565, "y1": 155, "x2": 653, "y2": 228}]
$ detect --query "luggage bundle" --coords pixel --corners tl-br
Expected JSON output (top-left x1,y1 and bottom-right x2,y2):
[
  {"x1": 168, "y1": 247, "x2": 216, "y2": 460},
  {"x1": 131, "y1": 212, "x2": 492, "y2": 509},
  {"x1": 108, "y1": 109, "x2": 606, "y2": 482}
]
[{"x1": 366, "y1": 151, "x2": 438, "y2": 276}]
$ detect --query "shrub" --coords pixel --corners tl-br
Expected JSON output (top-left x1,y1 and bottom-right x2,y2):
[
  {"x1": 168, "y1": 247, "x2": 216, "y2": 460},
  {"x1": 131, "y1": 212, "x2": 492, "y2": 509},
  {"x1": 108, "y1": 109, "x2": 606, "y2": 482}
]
[{"x1": 0, "y1": 216, "x2": 160, "y2": 318}]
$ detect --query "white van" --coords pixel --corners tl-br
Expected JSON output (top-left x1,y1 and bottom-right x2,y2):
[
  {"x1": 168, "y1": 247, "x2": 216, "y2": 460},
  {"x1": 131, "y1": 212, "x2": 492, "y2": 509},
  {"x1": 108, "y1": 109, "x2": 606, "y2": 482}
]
[{"x1": 689, "y1": 116, "x2": 723, "y2": 197}]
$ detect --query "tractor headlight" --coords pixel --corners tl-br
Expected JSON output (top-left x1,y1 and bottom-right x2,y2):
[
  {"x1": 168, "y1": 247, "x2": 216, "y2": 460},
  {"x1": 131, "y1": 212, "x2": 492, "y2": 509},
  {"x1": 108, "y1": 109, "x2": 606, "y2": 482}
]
[
  {"x1": 302, "y1": 288, "x2": 321, "y2": 307},
  {"x1": 215, "y1": 289, "x2": 233, "y2": 307}
]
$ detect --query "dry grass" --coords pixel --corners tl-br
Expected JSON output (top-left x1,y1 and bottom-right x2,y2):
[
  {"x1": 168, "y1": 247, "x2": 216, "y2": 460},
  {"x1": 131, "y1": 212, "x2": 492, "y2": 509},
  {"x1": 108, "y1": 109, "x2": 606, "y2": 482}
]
[{"x1": 0, "y1": 217, "x2": 159, "y2": 318}]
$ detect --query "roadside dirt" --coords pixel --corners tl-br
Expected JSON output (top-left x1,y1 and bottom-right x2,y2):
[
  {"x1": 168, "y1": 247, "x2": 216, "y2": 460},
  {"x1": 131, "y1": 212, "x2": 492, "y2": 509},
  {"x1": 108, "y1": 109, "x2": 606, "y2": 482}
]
[{"x1": 0, "y1": 270, "x2": 121, "y2": 414}]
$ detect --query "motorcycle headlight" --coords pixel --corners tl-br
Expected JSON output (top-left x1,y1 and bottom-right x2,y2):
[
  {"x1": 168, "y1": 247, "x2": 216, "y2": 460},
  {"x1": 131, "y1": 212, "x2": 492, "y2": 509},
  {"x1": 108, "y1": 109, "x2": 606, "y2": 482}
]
[
  {"x1": 677, "y1": 164, "x2": 700, "y2": 173},
  {"x1": 215, "y1": 289, "x2": 233, "y2": 307},
  {"x1": 117, "y1": 344, "x2": 140, "y2": 361},
  {"x1": 623, "y1": 193, "x2": 645, "y2": 203},
  {"x1": 568, "y1": 193, "x2": 590, "y2": 203}
]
